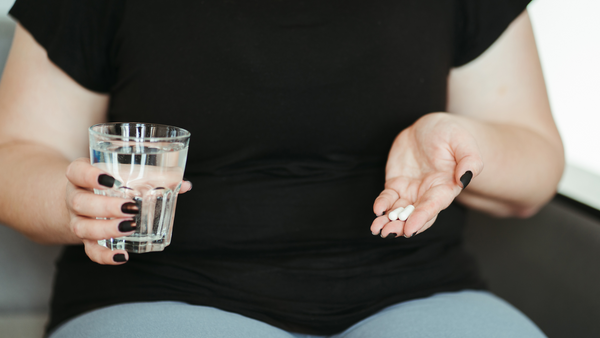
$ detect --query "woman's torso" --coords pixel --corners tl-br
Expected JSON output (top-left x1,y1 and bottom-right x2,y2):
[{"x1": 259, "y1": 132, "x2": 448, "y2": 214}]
[{"x1": 49, "y1": 0, "x2": 484, "y2": 334}]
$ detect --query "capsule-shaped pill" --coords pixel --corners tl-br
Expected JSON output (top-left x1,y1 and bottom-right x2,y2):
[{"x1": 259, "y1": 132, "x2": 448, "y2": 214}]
[
  {"x1": 388, "y1": 207, "x2": 404, "y2": 221},
  {"x1": 398, "y1": 205, "x2": 415, "y2": 221}
]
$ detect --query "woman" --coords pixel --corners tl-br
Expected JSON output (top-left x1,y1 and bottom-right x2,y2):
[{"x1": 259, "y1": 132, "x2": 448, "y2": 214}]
[{"x1": 0, "y1": 0, "x2": 563, "y2": 337}]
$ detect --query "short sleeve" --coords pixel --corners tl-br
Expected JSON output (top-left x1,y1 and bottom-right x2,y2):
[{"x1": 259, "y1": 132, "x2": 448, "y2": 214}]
[
  {"x1": 453, "y1": 0, "x2": 531, "y2": 67},
  {"x1": 9, "y1": 0, "x2": 124, "y2": 93}
]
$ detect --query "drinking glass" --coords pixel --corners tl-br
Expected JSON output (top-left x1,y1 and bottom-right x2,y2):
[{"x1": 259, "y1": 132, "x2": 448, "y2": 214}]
[{"x1": 89, "y1": 122, "x2": 190, "y2": 253}]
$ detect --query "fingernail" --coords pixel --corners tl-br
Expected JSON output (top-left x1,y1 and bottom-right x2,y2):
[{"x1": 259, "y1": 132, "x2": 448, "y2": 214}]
[
  {"x1": 412, "y1": 231, "x2": 418, "y2": 238},
  {"x1": 386, "y1": 233, "x2": 397, "y2": 239},
  {"x1": 98, "y1": 174, "x2": 115, "y2": 188},
  {"x1": 118, "y1": 220, "x2": 136, "y2": 232},
  {"x1": 460, "y1": 171, "x2": 473, "y2": 189},
  {"x1": 121, "y1": 202, "x2": 139, "y2": 214},
  {"x1": 113, "y1": 253, "x2": 127, "y2": 263},
  {"x1": 184, "y1": 178, "x2": 192, "y2": 191}
]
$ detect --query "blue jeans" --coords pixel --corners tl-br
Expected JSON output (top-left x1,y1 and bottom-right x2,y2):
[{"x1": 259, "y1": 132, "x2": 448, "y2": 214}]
[{"x1": 49, "y1": 290, "x2": 546, "y2": 338}]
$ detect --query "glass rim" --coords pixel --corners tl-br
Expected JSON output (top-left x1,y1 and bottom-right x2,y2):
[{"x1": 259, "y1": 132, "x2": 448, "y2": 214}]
[{"x1": 89, "y1": 122, "x2": 191, "y2": 142}]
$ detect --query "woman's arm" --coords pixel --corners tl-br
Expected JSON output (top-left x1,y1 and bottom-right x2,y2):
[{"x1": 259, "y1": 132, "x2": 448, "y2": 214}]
[
  {"x1": 1, "y1": 24, "x2": 191, "y2": 264},
  {"x1": 0, "y1": 23, "x2": 109, "y2": 244},
  {"x1": 447, "y1": 10, "x2": 564, "y2": 217},
  {"x1": 371, "y1": 10, "x2": 564, "y2": 238}
]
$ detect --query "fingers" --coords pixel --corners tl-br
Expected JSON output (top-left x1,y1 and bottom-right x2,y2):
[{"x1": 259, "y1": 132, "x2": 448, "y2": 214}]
[
  {"x1": 372, "y1": 203, "x2": 436, "y2": 239},
  {"x1": 83, "y1": 239, "x2": 129, "y2": 265},
  {"x1": 179, "y1": 180, "x2": 192, "y2": 194},
  {"x1": 372, "y1": 114, "x2": 484, "y2": 238},
  {"x1": 371, "y1": 215, "x2": 393, "y2": 236},
  {"x1": 452, "y1": 139, "x2": 484, "y2": 189},
  {"x1": 402, "y1": 185, "x2": 457, "y2": 236},
  {"x1": 371, "y1": 179, "x2": 413, "y2": 237},
  {"x1": 379, "y1": 220, "x2": 406, "y2": 238},
  {"x1": 371, "y1": 198, "x2": 413, "y2": 238},
  {"x1": 71, "y1": 217, "x2": 136, "y2": 241},
  {"x1": 373, "y1": 188, "x2": 400, "y2": 217},
  {"x1": 371, "y1": 184, "x2": 458, "y2": 239},
  {"x1": 414, "y1": 217, "x2": 437, "y2": 236},
  {"x1": 70, "y1": 209, "x2": 137, "y2": 266},
  {"x1": 65, "y1": 158, "x2": 134, "y2": 265},
  {"x1": 66, "y1": 158, "x2": 118, "y2": 190},
  {"x1": 69, "y1": 189, "x2": 140, "y2": 218}
]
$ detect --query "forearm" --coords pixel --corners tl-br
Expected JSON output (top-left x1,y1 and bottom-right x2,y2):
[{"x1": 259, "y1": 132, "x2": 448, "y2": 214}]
[
  {"x1": 453, "y1": 115, "x2": 564, "y2": 217},
  {"x1": 0, "y1": 141, "x2": 80, "y2": 244}
]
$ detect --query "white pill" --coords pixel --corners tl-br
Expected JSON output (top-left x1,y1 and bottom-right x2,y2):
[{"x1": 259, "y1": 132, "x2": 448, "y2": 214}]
[
  {"x1": 398, "y1": 205, "x2": 415, "y2": 221},
  {"x1": 388, "y1": 207, "x2": 404, "y2": 221}
]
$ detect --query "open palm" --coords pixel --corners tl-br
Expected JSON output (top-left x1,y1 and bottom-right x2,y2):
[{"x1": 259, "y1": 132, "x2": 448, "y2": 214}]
[{"x1": 371, "y1": 113, "x2": 483, "y2": 238}]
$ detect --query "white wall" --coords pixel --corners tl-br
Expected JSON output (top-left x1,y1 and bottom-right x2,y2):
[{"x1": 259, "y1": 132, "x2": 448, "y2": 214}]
[
  {"x1": 530, "y1": 0, "x2": 600, "y2": 176},
  {"x1": 0, "y1": 0, "x2": 13, "y2": 19},
  {"x1": 529, "y1": 0, "x2": 600, "y2": 208}
]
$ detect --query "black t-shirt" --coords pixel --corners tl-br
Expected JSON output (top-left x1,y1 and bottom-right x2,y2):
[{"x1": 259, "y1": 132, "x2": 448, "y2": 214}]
[{"x1": 10, "y1": 0, "x2": 530, "y2": 335}]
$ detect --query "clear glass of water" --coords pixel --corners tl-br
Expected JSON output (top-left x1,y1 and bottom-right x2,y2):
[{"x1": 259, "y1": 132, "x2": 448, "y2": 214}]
[{"x1": 89, "y1": 123, "x2": 190, "y2": 253}]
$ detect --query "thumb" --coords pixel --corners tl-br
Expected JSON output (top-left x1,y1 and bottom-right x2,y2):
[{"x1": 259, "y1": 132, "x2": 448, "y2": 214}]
[{"x1": 453, "y1": 138, "x2": 483, "y2": 189}]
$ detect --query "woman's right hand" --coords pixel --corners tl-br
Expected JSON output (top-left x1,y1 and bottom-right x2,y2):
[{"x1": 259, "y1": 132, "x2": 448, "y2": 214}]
[
  {"x1": 65, "y1": 158, "x2": 193, "y2": 265},
  {"x1": 65, "y1": 158, "x2": 139, "y2": 265}
]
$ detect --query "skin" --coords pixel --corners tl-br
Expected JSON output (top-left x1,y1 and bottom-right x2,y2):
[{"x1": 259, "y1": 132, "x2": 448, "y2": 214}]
[
  {"x1": 371, "y1": 11, "x2": 564, "y2": 238},
  {"x1": 0, "y1": 10, "x2": 563, "y2": 264},
  {"x1": 0, "y1": 23, "x2": 191, "y2": 264}
]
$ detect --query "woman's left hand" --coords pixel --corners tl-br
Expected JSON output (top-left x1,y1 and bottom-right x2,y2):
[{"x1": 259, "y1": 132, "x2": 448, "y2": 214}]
[{"x1": 371, "y1": 112, "x2": 484, "y2": 238}]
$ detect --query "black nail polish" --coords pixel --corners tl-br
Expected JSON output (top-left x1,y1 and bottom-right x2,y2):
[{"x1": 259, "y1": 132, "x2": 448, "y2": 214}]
[
  {"x1": 98, "y1": 174, "x2": 115, "y2": 188},
  {"x1": 121, "y1": 202, "x2": 139, "y2": 214},
  {"x1": 460, "y1": 171, "x2": 473, "y2": 189},
  {"x1": 113, "y1": 253, "x2": 127, "y2": 262},
  {"x1": 386, "y1": 233, "x2": 397, "y2": 239},
  {"x1": 118, "y1": 220, "x2": 136, "y2": 232}
]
